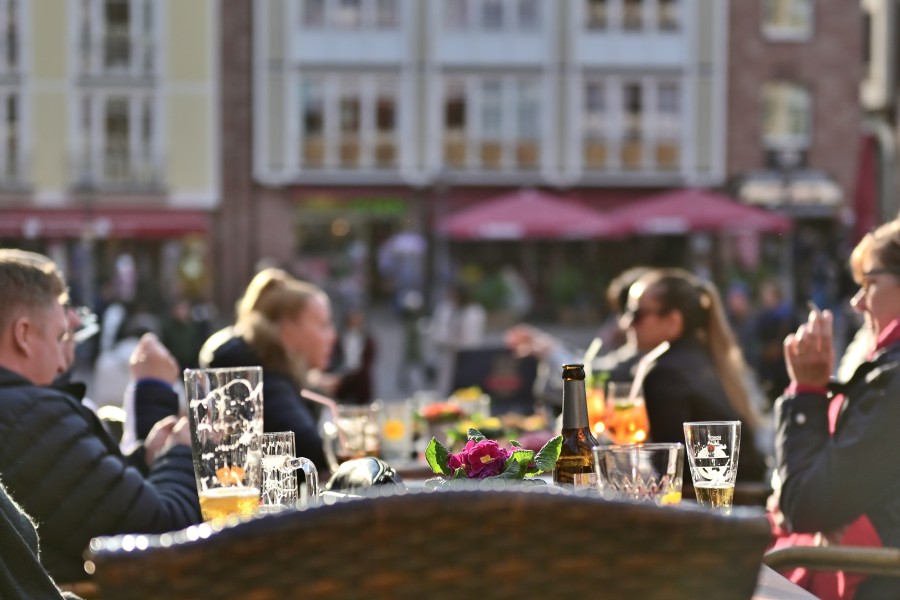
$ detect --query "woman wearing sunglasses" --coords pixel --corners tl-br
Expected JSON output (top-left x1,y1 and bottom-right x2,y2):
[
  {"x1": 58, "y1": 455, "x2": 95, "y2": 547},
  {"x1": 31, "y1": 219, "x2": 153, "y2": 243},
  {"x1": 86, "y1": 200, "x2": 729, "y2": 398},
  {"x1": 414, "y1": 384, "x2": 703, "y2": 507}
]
[{"x1": 624, "y1": 268, "x2": 768, "y2": 483}]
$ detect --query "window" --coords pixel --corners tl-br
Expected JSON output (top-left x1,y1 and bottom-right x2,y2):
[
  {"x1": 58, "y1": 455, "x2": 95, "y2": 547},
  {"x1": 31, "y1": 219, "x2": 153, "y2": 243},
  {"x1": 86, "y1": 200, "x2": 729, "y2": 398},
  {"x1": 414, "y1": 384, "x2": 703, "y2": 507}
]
[
  {"x1": 103, "y1": 97, "x2": 131, "y2": 182},
  {"x1": 762, "y1": 0, "x2": 812, "y2": 39},
  {"x1": 658, "y1": 0, "x2": 679, "y2": 31},
  {"x1": 0, "y1": 92, "x2": 20, "y2": 182},
  {"x1": 444, "y1": 0, "x2": 468, "y2": 30},
  {"x1": 622, "y1": 82, "x2": 643, "y2": 169},
  {"x1": 515, "y1": 79, "x2": 540, "y2": 169},
  {"x1": 762, "y1": 81, "x2": 811, "y2": 150},
  {"x1": 583, "y1": 81, "x2": 607, "y2": 168},
  {"x1": 2, "y1": 0, "x2": 19, "y2": 73},
  {"x1": 104, "y1": 0, "x2": 131, "y2": 72},
  {"x1": 518, "y1": 0, "x2": 539, "y2": 30},
  {"x1": 444, "y1": 79, "x2": 467, "y2": 166},
  {"x1": 480, "y1": 80, "x2": 503, "y2": 168},
  {"x1": 300, "y1": 79, "x2": 325, "y2": 167},
  {"x1": 338, "y1": 81, "x2": 362, "y2": 167},
  {"x1": 334, "y1": 0, "x2": 362, "y2": 28},
  {"x1": 374, "y1": 78, "x2": 398, "y2": 167},
  {"x1": 482, "y1": 0, "x2": 503, "y2": 30},
  {"x1": 655, "y1": 82, "x2": 680, "y2": 169},
  {"x1": 302, "y1": 0, "x2": 326, "y2": 26},
  {"x1": 375, "y1": 0, "x2": 399, "y2": 28},
  {"x1": 585, "y1": 0, "x2": 607, "y2": 30},
  {"x1": 623, "y1": 0, "x2": 643, "y2": 30}
]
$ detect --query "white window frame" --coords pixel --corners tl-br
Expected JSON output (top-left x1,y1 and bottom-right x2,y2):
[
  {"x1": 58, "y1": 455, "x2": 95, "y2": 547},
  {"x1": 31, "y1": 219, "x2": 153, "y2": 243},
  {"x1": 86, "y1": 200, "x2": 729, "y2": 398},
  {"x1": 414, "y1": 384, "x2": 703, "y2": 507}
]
[
  {"x1": 78, "y1": 0, "x2": 158, "y2": 78},
  {"x1": 762, "y1": 0, "x2": 814, "y2": 42},
  {"x1": 74, "y1": 89, "x2": 161, "y2": 187},
  {"x1": 0, "y1": 0, "x2": 22, "y2": 75},
  {"x1": 296, "y1": 71, "x2": 402, "y2": 171},
  {"x1": 761, "y1": 80, "x2": 812, "y2": 151}
]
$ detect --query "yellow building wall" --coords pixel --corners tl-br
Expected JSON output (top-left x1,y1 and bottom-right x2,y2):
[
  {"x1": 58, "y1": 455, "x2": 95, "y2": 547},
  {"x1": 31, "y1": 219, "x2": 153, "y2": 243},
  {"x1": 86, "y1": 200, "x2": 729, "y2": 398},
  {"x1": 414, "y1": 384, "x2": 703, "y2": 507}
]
[
  {"x1": 167, "y1": 0, "x2": 213, "y2": 82},
  {"x1": 30, "y1": 0, "x2": 67, "y2": 80},
  {"x1": 30, "y1": 1, "x2": 70, "y2": 191},
  {"x1": 167, "y1": 95, "x2": 212, "y2": 192}
]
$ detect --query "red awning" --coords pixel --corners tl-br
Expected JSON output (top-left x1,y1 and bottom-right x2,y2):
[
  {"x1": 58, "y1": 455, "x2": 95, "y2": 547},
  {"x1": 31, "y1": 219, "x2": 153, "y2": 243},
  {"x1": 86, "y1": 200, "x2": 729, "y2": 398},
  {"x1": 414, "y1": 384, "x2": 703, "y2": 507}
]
[
  {"x1": 605, "y1": 188, "x2": 793, "y2": 235},
  {"x1": 0, "y1": 208, "x2": 210, "y2": 239},
  {"x1": 438, "y1": 189, "x2": 620, "y2": 240}
]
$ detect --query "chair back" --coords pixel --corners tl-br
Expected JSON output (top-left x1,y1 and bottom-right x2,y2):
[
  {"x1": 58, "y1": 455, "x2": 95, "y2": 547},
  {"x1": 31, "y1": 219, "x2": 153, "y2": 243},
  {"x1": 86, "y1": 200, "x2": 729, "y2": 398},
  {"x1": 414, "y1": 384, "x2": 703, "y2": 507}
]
[{"x1": 86, "y1": 486, "x2": 772, "y2": 599}]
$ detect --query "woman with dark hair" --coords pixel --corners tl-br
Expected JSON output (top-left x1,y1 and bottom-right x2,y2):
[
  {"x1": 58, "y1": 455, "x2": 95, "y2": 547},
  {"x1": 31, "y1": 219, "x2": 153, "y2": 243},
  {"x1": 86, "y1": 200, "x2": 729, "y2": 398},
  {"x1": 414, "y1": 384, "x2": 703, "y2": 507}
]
[
  {"x1": 624, "y1": 268, "x2": 768, "y2": 482},
  {"x1": 198, "y1": 268, "x2": 336, "y2": 470}
]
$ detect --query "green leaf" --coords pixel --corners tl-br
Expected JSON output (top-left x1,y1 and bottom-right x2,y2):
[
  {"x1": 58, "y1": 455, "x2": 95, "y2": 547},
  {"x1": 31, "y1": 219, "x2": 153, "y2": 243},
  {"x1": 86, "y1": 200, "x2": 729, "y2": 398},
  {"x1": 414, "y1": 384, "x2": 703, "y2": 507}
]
[
  {"x1": 509, "y1": 440, "x2": 522, "y2": 448},
  {"x1": 529, "y1": 435, "x2": 563, "y2": 476},
  {"x1": 505, "y1": 449, "x2": 534, "y2": 478},
  {"x1": 467, "y1": 428, "x2": 486, "y2": 443},
  {"x1": 425, "y1": 438, "x2": 452, "y2": 475},
  {"x1": 451, "y1": 467, "x2": 468, "y2": 479}
]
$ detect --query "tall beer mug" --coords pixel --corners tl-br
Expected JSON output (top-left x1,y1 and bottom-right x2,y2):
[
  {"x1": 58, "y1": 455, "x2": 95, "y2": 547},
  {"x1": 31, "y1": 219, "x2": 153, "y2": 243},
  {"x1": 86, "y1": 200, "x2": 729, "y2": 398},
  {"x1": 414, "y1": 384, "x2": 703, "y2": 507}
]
[{"x1": 184, "y1": 366, "x2": 264, "y2": 524}]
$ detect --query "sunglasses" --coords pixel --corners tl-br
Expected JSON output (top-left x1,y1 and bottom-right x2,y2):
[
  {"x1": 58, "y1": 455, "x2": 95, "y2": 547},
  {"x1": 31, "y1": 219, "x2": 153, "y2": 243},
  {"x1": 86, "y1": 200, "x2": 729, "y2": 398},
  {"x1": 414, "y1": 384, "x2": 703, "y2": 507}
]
[
  {"x1": 863, "y1": 267, "x2": 900, "y2": 277},
  {"x1": 624, "y1": 306, "x2": 667, "y2": 325}
]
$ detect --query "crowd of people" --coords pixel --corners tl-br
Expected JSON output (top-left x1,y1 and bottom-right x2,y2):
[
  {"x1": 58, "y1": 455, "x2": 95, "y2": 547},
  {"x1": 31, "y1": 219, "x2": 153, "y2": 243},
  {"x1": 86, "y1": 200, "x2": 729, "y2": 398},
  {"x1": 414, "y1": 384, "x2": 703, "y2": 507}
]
[{"x1": 0, "y1": 213, "x2": 896, "y2": 597}]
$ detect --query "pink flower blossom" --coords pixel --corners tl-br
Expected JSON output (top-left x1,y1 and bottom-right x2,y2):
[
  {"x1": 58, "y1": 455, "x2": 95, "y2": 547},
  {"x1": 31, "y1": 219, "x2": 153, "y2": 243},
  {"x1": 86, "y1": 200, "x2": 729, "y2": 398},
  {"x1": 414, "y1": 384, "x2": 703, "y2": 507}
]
[{"x1": 447, "y1": 440, "x2": 512, "y2": 479}]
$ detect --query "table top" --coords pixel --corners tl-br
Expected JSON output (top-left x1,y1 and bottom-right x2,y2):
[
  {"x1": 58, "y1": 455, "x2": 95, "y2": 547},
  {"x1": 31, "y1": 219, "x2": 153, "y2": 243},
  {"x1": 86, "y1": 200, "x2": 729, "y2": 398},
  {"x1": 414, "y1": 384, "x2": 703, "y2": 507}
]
[{"x1": 753, "y1": 566, "x2": 817, "y2": 600}]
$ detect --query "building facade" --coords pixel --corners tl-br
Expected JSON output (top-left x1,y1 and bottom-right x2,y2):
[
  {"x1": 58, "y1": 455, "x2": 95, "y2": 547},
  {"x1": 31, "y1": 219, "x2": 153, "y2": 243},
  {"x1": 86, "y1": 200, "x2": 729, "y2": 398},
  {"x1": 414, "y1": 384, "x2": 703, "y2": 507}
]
[
  {"x1": 726, "y1": 0, "x2": 863, "y2": 307},
  {"x1": 220, "y1": 0, "x2": 731, "y2": 314},
  {"x1": 0, "y1": 0, "x2": 219, "y2": 308}
]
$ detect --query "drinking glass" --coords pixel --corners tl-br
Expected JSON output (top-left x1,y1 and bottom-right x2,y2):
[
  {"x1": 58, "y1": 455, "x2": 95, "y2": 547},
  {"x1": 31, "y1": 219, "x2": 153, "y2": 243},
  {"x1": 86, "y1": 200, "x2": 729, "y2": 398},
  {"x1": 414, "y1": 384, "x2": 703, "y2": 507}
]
[
  {"x1": 593, "y1": 443, "x2": 684, "y2": 505},
  {"x1": 683, "y1": 421, "x2": 741, "y2": 513},
  {"x1": 261, "y1": 431, "x2": 319, "y2": 511},
  {"x1": 376, "y1": 400, "x2": 414, "y2": 463},
  {"x1": 184, "y1": 366, "x2": 264, "y2": 524},
  {"x1": 323, "y1": 403, "x2": 381, "y2": 473},
  {"x1": 604, "y1": 381, "x2": 650, "y2": 444}
]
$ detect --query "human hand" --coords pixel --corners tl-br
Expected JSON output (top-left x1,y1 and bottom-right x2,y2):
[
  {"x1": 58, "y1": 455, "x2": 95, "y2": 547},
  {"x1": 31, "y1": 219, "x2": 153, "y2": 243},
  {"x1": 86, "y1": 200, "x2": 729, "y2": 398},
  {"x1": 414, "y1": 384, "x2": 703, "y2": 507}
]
[
  {"x1": 129, "y1": 332, "x2": 180, "y2": 384},
  {"x1": 144, "y1": 415, "x2": 178, "y2": 467},
  {"x1": 504, "y1": 324, "x2": 557, "y2": 360},
  {"x1": 783, "y1": 307, "x2": 834, "y2": 388}
]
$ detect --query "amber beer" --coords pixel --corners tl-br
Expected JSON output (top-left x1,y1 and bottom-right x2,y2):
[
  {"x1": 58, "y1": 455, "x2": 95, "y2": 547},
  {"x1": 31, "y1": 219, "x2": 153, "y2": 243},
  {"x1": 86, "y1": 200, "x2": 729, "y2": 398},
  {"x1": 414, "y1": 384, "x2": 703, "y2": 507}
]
[
  {"x1": 554, "y1": 364, "x2": 600, "y2": 488},
  {"x1": 198, "y1": 487, "x2": 261, "y2": 523},
  {"x1": 693, "y1": 482, "x2": 735, "y2": 511}
]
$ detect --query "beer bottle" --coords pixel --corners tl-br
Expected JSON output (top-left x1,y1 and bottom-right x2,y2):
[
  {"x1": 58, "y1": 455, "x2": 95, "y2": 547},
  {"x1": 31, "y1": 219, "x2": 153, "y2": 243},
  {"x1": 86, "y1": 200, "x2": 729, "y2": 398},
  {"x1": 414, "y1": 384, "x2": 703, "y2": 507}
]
[{"x1": 553, "y1": 364, "x2": 600, "y2": 488}]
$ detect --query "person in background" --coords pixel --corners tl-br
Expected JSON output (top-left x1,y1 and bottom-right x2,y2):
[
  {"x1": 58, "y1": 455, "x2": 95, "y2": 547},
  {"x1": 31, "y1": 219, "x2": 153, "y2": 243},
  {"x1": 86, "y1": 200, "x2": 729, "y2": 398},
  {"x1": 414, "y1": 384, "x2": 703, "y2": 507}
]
[
  {"x1": 431, "y1": 284, "x2": 486, "y2": 395},
  {"x1": 160, "y1": 296, "x2": 206, "y2": 370},
  {"x1": 329, "y1": 307, "x2": 376, "y2": 405},
  {"x1": 504, "y1": 266, "x2": 651, "y2": 410},
  {"x1": 623, "y1": 268, "x2": 768, "y2": 482},
  {"x1": 754, "y1": 279, "x2": 799, "y2": 406},
  {"x1": 769, "y1": 218, "x2": 900, "y2": 599},
  {"x1": 0, "y1": 249, "x2": 200, "y2": 582},
  {"x1": 199, "y1": 267, "x2": 335, "y2": 471}
]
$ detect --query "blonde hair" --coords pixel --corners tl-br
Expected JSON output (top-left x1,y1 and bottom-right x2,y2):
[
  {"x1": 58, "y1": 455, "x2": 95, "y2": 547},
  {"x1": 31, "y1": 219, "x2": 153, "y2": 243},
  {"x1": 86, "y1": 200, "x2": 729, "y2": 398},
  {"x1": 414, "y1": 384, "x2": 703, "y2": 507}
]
[
  {"x1": 234, "y1": 268, "x2": 326, "y2": 386},
  {"x1": 641, "y1": 268, "x2": 760, "y2": 428}
]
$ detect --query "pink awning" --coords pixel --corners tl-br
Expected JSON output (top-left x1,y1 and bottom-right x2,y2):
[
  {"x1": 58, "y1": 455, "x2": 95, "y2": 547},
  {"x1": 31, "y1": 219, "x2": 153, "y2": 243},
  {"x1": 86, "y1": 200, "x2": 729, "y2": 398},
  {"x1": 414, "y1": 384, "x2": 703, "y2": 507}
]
[
  {"x1": 438, "y1": 189, "x2": 620, "y2": 240},
  {"x1": 0, "y1": 208, "x2": 210, "y2": 239},
  {"x1": 605, "y1": 189, "x2": 793, "y2": 235}
]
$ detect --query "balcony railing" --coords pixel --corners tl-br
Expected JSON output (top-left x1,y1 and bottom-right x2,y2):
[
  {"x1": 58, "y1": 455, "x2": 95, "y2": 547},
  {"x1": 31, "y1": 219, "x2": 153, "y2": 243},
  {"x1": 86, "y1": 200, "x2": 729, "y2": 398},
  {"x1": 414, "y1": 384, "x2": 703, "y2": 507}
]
[{"x1": 70, "y1": 153, "x2": 165, "y2": 193}]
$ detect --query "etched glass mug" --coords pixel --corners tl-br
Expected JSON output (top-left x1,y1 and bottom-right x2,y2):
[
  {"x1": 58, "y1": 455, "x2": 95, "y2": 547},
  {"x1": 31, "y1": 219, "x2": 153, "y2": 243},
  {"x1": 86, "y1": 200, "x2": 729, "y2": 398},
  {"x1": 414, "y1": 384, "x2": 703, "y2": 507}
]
[
  {"x1": 261, "y1": 431, "x2": 319, "y2": 511},
  {"x1": 184, "y1": 366, "x2": 264, "y2": 524}
]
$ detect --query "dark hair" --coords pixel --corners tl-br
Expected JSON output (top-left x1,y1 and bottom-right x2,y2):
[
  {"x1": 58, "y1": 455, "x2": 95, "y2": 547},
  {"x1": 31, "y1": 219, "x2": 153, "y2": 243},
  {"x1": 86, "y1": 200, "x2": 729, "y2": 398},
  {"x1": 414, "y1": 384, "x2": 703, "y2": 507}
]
[
  {"x1": 639, "y1": 268, "x2": 759, "y2": 428},
  {"x1": 607, "y1": 266, "x2": 652, "y2": 314}
]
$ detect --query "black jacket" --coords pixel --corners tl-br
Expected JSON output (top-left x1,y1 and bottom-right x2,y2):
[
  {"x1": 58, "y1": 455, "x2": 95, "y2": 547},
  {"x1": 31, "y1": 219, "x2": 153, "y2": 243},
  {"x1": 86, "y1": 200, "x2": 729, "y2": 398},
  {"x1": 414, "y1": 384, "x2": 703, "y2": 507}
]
[
  {"x1": 641, "y1": 337, "x2": 768, "y2": 482},
  {"x1": 0, "y1": 366, "x2": 201, "y2": 582},
  {"x1": 775, "y1": 342, "x2": 900, "y2": 599},
  {"x1": 202, "y1": 332, "x2": 328, "y2": 470},
  {"x1": 0, "y1": 479, "x2": 75, "y2": 598}
]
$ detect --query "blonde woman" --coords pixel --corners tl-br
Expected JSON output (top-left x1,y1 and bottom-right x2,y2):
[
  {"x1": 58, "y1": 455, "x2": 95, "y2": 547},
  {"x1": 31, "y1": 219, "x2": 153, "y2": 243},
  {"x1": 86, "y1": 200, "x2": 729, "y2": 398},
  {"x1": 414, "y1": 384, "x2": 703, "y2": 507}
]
[
  {"x1": 623, "y1": 268, "x2": 768, "y2": 482},
  {"x1": 200, "y1": 268, "x2": 336, "y2": 470}
]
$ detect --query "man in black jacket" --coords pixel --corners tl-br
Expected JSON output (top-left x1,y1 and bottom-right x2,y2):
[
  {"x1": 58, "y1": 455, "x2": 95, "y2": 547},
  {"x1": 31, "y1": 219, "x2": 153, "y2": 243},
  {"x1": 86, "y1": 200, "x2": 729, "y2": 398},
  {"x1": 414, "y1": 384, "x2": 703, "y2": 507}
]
[{"x1": 0, "y1": 249, "x2": 201, "y2": 582}]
